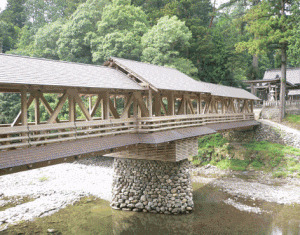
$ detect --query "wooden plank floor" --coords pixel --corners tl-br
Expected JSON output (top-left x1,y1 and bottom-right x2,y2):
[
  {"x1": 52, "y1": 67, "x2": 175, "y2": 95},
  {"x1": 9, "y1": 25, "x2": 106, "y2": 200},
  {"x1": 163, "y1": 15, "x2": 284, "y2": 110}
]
[{"x1": 0, "y1": 120, "x2": 259, "y2": 174}]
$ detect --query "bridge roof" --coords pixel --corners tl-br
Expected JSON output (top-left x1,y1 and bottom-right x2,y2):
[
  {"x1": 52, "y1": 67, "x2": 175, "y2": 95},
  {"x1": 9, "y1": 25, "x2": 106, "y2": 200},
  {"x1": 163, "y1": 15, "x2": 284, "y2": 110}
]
[
  {"x1": 110, "y1": 57, "x2": 259, "y2": 100},
  {"x1": 0, "y1": 54, "x2": 143, "y2": 91},
  {"x1": 199, "y1": 81, "x2": 260, "y2": 100},
  {"x1": 110, "y1": 57, "x2": 211, "y2": 94}
]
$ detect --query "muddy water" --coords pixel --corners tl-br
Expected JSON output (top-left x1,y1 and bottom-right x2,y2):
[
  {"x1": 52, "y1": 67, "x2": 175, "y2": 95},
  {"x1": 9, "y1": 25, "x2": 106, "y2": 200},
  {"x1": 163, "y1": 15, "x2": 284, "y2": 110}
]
[{"x1": 2, "y1": 182, "x2": 300, "y2": 235}]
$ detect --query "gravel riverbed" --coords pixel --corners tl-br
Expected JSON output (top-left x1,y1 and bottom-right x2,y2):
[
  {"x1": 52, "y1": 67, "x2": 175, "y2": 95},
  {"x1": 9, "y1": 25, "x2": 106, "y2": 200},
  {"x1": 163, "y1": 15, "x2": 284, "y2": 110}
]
[{"x1": 0, "y1": 157, "x2": 299, "y2": 231}]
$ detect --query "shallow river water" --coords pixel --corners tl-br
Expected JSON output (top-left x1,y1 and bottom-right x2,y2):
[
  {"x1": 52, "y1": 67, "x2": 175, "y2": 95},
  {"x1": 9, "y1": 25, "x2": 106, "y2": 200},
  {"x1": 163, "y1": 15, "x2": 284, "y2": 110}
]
[{"x1": 2, "y1": 182, "x2": 300, "y2": 235}]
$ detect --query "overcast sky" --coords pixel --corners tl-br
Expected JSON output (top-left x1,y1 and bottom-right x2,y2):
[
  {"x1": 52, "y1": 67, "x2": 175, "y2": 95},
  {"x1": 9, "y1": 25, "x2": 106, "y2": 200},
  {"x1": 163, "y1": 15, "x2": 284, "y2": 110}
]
[
  {"x1": 0, "y1": 0, "x2": 7, "y2": 12},
  {"x1": 0, "y1": 0, "x2": 229, "y2": 13}
]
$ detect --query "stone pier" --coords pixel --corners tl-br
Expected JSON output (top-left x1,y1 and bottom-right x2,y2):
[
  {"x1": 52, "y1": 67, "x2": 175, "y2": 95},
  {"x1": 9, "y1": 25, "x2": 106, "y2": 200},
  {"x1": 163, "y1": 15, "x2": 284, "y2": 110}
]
[{"x1": 110, "y1": 158, "x2": 193, "y2": 214}]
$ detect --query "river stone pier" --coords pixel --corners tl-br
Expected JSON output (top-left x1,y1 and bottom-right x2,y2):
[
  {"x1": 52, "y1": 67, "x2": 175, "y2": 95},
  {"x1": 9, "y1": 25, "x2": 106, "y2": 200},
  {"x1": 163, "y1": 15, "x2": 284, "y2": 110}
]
[{"x1": 111, "y1": 158, "x2": 193, "y2": 214}]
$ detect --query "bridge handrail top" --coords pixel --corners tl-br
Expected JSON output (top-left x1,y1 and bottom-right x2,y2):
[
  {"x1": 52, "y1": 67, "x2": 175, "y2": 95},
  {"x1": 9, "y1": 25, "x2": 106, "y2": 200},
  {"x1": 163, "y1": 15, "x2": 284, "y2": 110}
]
[{"x1": 138, "y1": 113, "x2": 252, "y2": 121}]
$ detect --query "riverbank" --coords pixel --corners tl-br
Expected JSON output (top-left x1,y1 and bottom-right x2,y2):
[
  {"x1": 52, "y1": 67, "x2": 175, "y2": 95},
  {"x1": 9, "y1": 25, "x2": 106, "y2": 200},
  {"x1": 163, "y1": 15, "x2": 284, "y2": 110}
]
[{"x1": 0, "y1": 156, "x2": 299, "y2": 231}]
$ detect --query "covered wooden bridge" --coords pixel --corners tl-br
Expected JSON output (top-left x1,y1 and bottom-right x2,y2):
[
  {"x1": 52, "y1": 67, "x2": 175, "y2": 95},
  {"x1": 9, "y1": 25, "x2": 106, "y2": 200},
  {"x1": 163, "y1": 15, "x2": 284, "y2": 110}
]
[{"x1": 0, "y1": 54, "x2": 259, "y2": 175}]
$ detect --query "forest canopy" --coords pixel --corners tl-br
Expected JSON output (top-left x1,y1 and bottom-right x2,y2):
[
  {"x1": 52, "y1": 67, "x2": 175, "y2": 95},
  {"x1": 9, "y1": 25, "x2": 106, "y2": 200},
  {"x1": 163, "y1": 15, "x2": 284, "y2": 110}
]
[{"x1": 1, "y1": 0, "x2": 299, "y2": 84}]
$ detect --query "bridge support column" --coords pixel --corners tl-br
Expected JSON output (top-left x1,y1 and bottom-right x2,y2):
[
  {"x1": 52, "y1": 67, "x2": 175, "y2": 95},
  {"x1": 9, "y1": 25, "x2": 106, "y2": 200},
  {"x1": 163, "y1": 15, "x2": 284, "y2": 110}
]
[{"x1": 111, "y1": 158, "x2": 193, "y2": 214}]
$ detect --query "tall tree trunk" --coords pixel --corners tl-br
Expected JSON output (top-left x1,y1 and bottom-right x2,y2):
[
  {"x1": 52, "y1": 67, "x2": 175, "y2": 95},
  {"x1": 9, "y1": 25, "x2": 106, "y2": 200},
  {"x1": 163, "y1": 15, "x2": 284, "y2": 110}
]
[
  {"x1": 252, "y1": 54, "x2": 259, "y2": 80},
  {"x1": 279, "y1": 44, "x2": 287, "y2": 122},
  {"x1": 279, "y1": 0, "x2": 287, "y2": 122}
]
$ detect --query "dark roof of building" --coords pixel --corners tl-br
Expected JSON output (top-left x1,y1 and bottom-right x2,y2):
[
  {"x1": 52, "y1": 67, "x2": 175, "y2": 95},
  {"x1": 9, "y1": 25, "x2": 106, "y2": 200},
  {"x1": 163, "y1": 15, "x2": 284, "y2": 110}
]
[
  {"x1": 264, "y1": 68, "x2": 300, "y2": 85},
  {"x1": 0, "y1": 54, "x2": 143, "y2": 90},
  {"x1": 111, "y1": 57, "x2": 259, "y2": 100}
]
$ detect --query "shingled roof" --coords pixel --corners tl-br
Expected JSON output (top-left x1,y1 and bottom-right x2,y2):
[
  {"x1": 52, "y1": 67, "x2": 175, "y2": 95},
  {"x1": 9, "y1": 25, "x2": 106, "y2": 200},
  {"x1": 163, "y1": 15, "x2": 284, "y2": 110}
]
[
  {"x1": 264, "y1": 68, "x2": 300, "y2": 85},
  {"x1": 0, "y1": 54, "x2": 143, "y2": 90},
  {"x1": 110, "y1": 57, "x2": 211, "y2": 93},
  {"x1": 110, "y1": 57, "x2": 259, "y2": 100},
  {"x1": 198, "y1": 81, "x2": 260, "y2": 100}
]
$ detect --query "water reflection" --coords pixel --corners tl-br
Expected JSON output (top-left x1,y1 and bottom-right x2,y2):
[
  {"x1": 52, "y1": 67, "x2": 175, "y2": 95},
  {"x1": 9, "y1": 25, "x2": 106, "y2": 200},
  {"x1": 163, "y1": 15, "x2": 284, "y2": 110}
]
[{"x1": 3, "y1": 182, "x2": 300, "y2": 235}]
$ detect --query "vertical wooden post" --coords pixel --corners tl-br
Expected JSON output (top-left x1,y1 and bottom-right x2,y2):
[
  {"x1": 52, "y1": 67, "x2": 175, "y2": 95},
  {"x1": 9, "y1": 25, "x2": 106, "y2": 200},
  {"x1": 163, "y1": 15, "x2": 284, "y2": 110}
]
[
  {"x1": 199, "y1": 94, "x2": 202, "y2": 114},
  {"x1": 34, "y1": 93, "x2": 40, "y2": 125},
  {"x1": 154, "y1": 92, "x2": 161, "y2": 116},
  {"x1": 133, "y1": 98, "x2": 138, "y2": 117},
  {"x1": 167, "y1": 92, "x2": 174, "y2": 116},
  {"x1": 21, "y1": 90, "x2": 28, "y2": 126},
  {"x1": 69, "y1": 95, "x2": 76, "y2": 122},
  {"x1": 183, "y1": 95, "x2": 187, "y2": 114},
  {"x1": 148, "y1": 89, "x2": 152, "y2": 117},
  {"x1": 89, "y1": 95, "x2": 93, "y2": 114},
  {"x1": 102, "y1": 91, "x2": 110, "y2": 120},
  {"x1": 113, "y1": 96, "x2": 117, "y2": 108}
]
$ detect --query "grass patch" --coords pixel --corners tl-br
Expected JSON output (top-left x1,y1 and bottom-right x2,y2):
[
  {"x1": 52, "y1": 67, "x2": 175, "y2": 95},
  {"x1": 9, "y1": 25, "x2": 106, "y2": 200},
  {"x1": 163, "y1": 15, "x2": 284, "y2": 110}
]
[
  {"x1": 192, "y1": 134, "x2": 300, "y2": 178},
  {"x1": 281, "y1": 114, "x2": 300, "y2": 130},
  {"x1": 285, "y1": 114, "x2": 300, "y2": 123},
  {"x1": 38, "y1": 176, "x2": 50, "y2": 182}
]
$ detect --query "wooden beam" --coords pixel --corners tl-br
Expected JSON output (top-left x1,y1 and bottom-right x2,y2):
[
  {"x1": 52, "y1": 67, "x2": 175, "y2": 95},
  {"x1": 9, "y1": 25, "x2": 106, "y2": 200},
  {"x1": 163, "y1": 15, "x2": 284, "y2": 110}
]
[
  {"x1": 72, "y1": 91, "x2": 93, "y2": 121},
  {"x1": 177, "y1": 96, "x2": 185, "y2": 115},
  {"x1": 20, "y1": 90, "x2": 28, "y2": 126},
  {"x1": 237, "y1": 99, "x2": 241, "y2": 113},
  {"x1": 133, "y1": 92, "x2": 149, "y2": 117},
  {"x1": 37, "y1": 92, "x2": 60, "y2": 123},
  {"x1": 102, "y1": 91, "x2": 109, "y2": 120},
  {"x1": 160, "y1": 98, "x2": 167, "y2": 116},
  {"x1": 46, "y1": 92, "x2": 68, "y2": 124},
  {"x1": 109, "y1": 98, "x2": 120, "y2": 118},
  {"x1": 148, "y1": 89, "x2": 152, "y2": 117},
  {"x1": 89, "y1": 95, "x2": 93, "y2": 114},
  {"x1": 186, "y1": 96, "x2": 195, "y2": 115},
  {"x1": 90, "y1": 95, "x2": 102, "y2": 117},
  {"x1": 167, "y1": 92, "x2": 174, "y2": 116},
  {"x1": 68, "y1": 95, "x2": 76, "y2": 122},
  {"x1": 154, "y1": 92, "x2": 161, "y2": 116},
  {"x1": 231, "y1": 99, "x2": 236, "y2": 113},
  {"x1": 12, "y1": 93, "x2": 34, "y2": 127},
  {"x1": 120, "y1": 93, "x2": 134, "y2": 119},
  {"x1": 34, "y1": 93, "x2": 40, "y2": 125}
]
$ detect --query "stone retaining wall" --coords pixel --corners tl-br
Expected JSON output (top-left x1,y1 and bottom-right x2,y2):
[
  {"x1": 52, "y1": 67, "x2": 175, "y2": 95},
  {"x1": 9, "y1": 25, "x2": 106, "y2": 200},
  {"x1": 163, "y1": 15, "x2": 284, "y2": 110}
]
[
  {"x1": 111, "y1": 158, "x2": 193, "y2": 214},
  {"x1": 225, "y1": 120, "x2": 300, "y2": 148},
  {"x1": 261, "y1": 105, "x2": 300, "y2": 119}
]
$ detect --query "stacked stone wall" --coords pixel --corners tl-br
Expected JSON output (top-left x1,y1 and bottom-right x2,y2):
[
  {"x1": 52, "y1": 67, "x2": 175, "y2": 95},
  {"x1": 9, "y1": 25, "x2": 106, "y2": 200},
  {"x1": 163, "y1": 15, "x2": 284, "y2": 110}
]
[
  {"x1": 111, "y1": 158, "x2": 193, "y2": 215},
  {"x1": 261, "y1": 105, "x2": 300, "y2": 119},
  {"x1": 224, "y1": 120, "x2": 300, "y2": 148}
]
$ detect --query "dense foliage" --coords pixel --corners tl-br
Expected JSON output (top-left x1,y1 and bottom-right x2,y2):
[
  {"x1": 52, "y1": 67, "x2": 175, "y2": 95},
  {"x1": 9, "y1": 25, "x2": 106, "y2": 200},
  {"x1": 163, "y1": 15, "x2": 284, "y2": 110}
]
[{"x1": 0, "y1": 0, "x2": 299, "y2": 123}]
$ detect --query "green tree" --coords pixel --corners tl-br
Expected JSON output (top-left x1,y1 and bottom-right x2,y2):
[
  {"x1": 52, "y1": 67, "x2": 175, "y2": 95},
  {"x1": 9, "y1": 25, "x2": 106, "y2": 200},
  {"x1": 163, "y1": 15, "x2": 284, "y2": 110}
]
[
  {"x1": 57, "y1": 0, "x2": 109, "y2": 63},
  {"x1": 0, "y1": 21, "x2": 19, "y2": 52},
  {"x1": 0, "y1": 0, "x2": 27, "y2": 28},
  {"x1": 91, "y1": 0, "x2": 149, "y2": 64},
  {"x1": 287, "y1": 2, "x2": 300, "y2": 67},
  {"x1": 24, "y1": 0, "x2": 87, "y2": 30},
  {"x1": 32, "y1": 20, "x2": 64, "y2": 59},
  {"x1": 9, "y1": 25, "x2": 35, "y2": 55},
  {"x1": 141, "y1": 15, "x2": 197, "y2": 76},
  {"x1": 236, "y1": 0, "x2": 297, "y2": 121},
  {"x1": 0, "y1": 93, "x2": 20, "y2": 124}
]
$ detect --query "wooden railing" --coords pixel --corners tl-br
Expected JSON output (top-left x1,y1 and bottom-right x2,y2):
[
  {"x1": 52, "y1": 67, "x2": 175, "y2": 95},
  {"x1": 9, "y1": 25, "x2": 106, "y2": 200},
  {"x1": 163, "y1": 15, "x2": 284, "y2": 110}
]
[
  {"x1": 0, "y1": 118, "x2": 136, "y2": 151},
  {"x1": 137, "y1": 113, "x2": 254, "y2": 133},
  {"x1": 0, "y1": 113, "x2": 254, "y2": 151}
]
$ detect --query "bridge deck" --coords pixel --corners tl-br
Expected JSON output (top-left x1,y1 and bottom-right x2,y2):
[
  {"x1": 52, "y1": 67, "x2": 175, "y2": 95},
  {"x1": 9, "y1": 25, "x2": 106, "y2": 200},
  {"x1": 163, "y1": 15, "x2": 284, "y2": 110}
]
[{"x1": 0, "y1": 120, "x2": 258, "y2": 175}]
